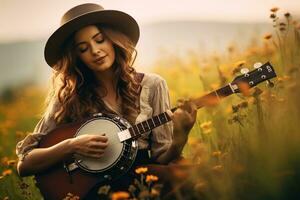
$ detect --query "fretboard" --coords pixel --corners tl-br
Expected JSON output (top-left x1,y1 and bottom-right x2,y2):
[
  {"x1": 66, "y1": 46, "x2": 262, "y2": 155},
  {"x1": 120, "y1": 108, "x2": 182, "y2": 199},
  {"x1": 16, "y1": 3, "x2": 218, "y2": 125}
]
[{"x1": 122, "y1": 84, "x2": 234, "y2": 141}]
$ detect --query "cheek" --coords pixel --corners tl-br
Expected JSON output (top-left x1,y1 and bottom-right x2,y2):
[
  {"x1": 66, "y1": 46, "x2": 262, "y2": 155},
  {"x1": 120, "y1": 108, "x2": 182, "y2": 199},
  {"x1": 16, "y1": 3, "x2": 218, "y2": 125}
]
[{"x1": 109, "y1": 47, "x2": 116, "y2": 63}]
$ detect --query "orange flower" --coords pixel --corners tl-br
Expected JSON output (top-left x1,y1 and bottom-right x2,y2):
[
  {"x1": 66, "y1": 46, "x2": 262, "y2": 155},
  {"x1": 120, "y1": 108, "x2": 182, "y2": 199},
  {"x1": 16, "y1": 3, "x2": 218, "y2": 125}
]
[
  {"x1": 135, "y1": 167, "x2": 148, "y2": 174},
  {"x1": 238, "y1": 82, "x2": 251, "y2": 96},
  {"x1": 284, "y1": 12, "x2": 291, "y2": 18},
  {"x1": 146, "y1": 175, "x2": 159, "y2": 183},
  {"x1": 1, "y1": 157, "x2": 9, "y2": 165},
  {"x1": 2, "y1": 169, "x2": 12, "y2": 176},
  {"x1": 111, "y1": 191, "x2": 130, "y2": 200},
  {"x1": 270, "y1": 7, "x2": 279, "y2": 12},
  {"x1": 263, "y1": 34, "x2": 272, "y2": 40}
]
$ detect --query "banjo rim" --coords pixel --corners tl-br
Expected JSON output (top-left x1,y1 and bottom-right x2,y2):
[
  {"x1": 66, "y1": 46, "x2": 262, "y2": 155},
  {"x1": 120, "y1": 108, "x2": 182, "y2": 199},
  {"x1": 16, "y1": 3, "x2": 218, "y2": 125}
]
[{"x1": 73, "y1": 114, "x2": 138, "y2": 173}]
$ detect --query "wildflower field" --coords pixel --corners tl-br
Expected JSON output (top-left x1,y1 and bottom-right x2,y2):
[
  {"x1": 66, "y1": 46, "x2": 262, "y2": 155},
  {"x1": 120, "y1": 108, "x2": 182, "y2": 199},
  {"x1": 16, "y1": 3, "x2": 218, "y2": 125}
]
[{"x1": 1, "y1": 8, "x2": 300, "y2": 200}]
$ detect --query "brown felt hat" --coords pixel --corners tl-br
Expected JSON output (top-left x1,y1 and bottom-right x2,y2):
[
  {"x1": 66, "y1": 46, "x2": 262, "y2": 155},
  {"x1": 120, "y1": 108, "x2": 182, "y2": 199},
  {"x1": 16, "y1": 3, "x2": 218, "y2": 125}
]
[{"x1": 44, "y1": 3, "x2": 140, "y2": 67}]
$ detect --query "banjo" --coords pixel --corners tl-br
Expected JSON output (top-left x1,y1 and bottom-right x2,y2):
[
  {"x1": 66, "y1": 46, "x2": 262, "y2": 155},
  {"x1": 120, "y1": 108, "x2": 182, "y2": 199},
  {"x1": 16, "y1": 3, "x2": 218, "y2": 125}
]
[{"x1": 35, "y1": 62, "x2": 276, "y2": 199}]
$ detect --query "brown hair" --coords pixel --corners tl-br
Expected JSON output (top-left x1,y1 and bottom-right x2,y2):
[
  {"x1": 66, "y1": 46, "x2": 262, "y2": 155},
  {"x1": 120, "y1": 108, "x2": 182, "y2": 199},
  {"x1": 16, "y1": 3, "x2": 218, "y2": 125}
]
[{"x1": 45, "y1": 25, "x2": 140, "y2": 125}]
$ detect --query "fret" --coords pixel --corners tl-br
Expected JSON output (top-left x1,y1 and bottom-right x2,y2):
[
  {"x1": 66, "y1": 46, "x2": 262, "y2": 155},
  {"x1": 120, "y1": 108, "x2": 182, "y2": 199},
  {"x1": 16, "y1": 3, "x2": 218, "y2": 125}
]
[
  {"x1": 121, "y1": 84, "x2": 240, "y2": 143},
  {"x1": 158, "y1": 113, "x2": 167, "y2": 123},
  {"x1": 137, "y1": 123, "x2": 144, "y2": 133},
  {"x1": 215, "y1": 85, "x2": 234, "y2": 97},
  {"x1": 157, "y1": 115, "x2": 162, "y2": 124},
  {"x1": 128, "y1": 127, "x2": 135, "y2": 137},
  {"x1": 142, "y1": 121, "x2": 150, "y2": 132},
  {"x1": 153, "y1": 116, "x2": 160, "y2": 126},
  {"x1": 192, "y1": 85, "x2": 235, "y2": 109},
  {"x1": 214, "y1": 90, "x2": 221, "y2": 101},
  {"x1": 163, "y1": 112, "x2": 171, "y2": 121},
  {"x1": 133, "y1": 125, "x2": 139, "y2": 136},
  {"x1": 148, "y1": 118, "x2": 155, "y2": 129}
]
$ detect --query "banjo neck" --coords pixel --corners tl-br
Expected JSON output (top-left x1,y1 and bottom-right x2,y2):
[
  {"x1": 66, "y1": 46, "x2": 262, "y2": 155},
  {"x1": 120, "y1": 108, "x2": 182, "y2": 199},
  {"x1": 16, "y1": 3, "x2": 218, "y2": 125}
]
[
  {"x1": 118, "y1": 84, "x2": 234, "y2": 142},
  {"x1": 118, "y1": 61, "x2": 276, "y2": 142}
]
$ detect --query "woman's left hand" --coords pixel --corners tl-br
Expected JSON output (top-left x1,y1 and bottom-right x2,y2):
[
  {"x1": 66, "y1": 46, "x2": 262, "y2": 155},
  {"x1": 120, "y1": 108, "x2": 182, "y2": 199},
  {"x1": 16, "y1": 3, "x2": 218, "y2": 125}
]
[{"x1": 167, "y1": 98, "x2": 198, "y2": 146}]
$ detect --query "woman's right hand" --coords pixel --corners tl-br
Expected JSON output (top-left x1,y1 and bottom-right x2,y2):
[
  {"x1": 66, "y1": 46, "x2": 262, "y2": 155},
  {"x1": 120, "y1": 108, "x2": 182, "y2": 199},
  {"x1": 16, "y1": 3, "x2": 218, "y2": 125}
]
[{"x1": 70, "y1": 134, "x2": 108, "y2": 158}]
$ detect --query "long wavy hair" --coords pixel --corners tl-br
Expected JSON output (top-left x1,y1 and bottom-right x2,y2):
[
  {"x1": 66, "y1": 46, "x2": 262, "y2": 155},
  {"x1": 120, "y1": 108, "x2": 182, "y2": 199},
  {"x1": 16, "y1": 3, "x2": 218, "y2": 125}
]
[{"x1": 44, "y1": 25, "x2": 140, "y2": 125}]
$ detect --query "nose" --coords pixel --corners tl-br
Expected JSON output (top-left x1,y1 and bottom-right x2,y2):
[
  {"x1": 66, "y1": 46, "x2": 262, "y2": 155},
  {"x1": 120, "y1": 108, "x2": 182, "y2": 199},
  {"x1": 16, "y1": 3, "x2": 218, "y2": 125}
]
[{"x1": 90, "y1": 43, "x2": 101, "y2": 55}]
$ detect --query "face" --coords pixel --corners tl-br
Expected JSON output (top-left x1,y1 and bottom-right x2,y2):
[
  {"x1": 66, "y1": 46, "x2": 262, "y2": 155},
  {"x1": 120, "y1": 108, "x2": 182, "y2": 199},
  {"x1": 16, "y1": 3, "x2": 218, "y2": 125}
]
[{"x1": 74, "y1": 25, "x2": 115, "y2": 72}]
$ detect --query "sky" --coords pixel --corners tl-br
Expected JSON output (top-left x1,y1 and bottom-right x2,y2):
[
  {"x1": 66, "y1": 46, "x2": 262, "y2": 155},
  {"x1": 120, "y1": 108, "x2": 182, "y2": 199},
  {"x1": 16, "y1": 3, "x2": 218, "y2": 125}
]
[{"x1": 0, "y1": 0, "x2": 299, "y2": 43}]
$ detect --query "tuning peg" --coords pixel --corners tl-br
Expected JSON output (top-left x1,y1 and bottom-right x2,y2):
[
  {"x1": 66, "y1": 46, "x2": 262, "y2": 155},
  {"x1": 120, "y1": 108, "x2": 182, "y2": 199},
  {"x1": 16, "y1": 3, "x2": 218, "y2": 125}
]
[
  {"x1": 240, "y1": 68, "x2": 249, "y2": 75},
  {"x1": 266, "y1": 80, "x2": 274, "y2": 88},
  {"x1": 253, "y1": 62, "x2": 263, "y2": 69}
]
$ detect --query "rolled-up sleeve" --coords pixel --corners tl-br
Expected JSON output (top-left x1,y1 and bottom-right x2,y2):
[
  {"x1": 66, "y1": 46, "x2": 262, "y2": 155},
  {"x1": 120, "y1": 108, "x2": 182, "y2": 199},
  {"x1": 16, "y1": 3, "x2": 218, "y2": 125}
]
[
  {"x1": 16, "y1": 103, "x2": 58, "y2": 161},
  {"x1": 150, "y1": 76, "x2": 174, "y2": 160}
]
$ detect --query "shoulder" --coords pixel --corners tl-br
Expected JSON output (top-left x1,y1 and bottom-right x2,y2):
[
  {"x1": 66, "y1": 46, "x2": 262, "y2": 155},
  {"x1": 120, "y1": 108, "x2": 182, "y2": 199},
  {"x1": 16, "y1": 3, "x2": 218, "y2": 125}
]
[{"x1": 141, "y1": 72, "x2": 167, "y2": 88}]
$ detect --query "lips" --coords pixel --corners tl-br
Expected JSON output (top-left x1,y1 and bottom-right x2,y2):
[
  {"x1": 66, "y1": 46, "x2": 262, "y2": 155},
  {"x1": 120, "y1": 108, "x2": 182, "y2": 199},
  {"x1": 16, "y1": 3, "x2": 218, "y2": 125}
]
[{"x1": 94, "y1": 56, "x2": 106, "y2": 63}]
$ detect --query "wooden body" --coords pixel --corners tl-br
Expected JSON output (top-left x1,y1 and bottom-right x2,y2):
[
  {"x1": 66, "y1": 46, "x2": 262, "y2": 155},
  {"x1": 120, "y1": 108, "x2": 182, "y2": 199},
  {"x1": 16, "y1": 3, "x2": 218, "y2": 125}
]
[{"x1": 35, "y1": 116, "x2": 138, "y2": 200}]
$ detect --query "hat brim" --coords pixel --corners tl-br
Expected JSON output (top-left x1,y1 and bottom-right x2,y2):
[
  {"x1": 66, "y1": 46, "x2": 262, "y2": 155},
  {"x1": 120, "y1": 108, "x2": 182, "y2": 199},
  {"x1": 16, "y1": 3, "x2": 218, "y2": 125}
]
[{"x1": 44, "y1": 10, "x2": 140, "y2": 67}]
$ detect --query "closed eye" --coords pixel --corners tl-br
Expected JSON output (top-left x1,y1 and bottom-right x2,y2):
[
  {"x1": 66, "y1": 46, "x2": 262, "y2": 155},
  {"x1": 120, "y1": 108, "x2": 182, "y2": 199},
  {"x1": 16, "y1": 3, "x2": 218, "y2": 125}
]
[
  {"x1": 78, "y1": 47, "x2": 88, "y2": 53},
  {"x1": 95, "y1": 36, "x2": 105, "y2": 43}
]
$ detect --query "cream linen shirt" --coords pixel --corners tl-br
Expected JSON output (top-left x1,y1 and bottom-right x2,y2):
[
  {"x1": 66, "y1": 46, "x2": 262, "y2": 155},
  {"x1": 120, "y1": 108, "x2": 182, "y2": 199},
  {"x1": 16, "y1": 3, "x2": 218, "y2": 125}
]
[{"x1": 16, "y1": 73, "x2": 174, "y2": 161}]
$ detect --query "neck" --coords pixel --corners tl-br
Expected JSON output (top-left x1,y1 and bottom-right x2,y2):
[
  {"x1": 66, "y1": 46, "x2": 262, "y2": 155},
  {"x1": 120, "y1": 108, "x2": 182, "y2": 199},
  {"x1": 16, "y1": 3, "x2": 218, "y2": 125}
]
[{"x1": 94, "y1": 68, "x2": 116, "y2": 92}]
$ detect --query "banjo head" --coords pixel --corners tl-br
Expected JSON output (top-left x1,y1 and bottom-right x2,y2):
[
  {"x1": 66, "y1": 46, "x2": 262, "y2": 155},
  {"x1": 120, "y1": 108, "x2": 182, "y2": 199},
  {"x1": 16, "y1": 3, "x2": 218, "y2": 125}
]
[{"x1": 73, "y1": 113, "x2": 137, "y2": 173}]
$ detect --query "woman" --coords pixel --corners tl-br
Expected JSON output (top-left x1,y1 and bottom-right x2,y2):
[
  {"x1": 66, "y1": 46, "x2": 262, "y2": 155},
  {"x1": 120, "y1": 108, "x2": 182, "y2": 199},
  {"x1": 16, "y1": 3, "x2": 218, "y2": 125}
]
[{"x1": 16, "y1": 3, "x2": 197, "y2": 199}]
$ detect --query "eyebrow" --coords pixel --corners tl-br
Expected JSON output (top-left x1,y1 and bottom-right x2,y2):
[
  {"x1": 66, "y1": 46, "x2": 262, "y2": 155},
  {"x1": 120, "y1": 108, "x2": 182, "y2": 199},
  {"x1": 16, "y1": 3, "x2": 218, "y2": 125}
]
[{"x1": 75, "y1": 32, "x2": 103, "y2": 47}]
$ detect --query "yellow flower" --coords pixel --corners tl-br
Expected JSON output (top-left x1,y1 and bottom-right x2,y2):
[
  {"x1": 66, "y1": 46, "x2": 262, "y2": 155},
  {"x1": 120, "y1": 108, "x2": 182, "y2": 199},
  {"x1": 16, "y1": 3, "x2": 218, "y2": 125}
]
[
  {"x1": 203, "y1": 128, "x2": 212, "y2": 134},
  {"x1": 225, "y1": 106, "x2": 233, "y2": 114},
  {"x1": 194, "y1": 181, "x2": 207, "y2": 192},
  {"x1": 187, "y1": 137, "x2": 202, "y2": 146},
  {"x1": 232, "y1": 60, "x2": 246, "y2": 74},
  {"x1": 200, "y1": 121, "x2": 212, "y2": 129},
  {"x1": 146, "y1": 175, "x2": 159, "y2": 183},
  {"x1": 151, "y1": 188, "x2": 160, "y2": 196},
  {"x1": 210, "y1": 83, "x2": 220, "y2": 90},
  {"x1": 111, "y1": 191, "x2": 130, "y2": 200},
  {"x1": 234, "y1": 60, "x2": 246, "y2": 68},
  {"x1": 7, "y1": 160, "x2": 16, "y2": 166},
  {"x1": 212, "y1": 151, "x2": 222, "y2": 157},
  {"x1": 212, "y1": 165, "x2": 223, "y2": 173},
  {"x1": 2, "y1": 169, "x2": 12, "y2": 176},
  {"x1": 135, "y1": 167, "x2": 148, "y2": 174},
  {"x1": 200, "y1": 121, "x2": 213, "y2": 134},
  {"x1": 97, "y1": 185, "x2": 111, "y2": 195}
]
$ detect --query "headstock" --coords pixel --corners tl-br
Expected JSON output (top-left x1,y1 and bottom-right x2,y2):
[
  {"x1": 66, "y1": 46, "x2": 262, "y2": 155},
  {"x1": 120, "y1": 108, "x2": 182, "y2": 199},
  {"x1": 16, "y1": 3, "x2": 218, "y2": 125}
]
[{"x1": 230, "y1": 62, "x2": 277, "y2": 93}]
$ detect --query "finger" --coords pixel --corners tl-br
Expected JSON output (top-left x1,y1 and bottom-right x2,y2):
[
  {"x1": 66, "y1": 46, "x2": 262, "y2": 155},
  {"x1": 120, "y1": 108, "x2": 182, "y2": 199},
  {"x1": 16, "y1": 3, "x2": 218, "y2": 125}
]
[
  {"x1": 189, "y1": 102, "x2": 198, "y2": 116},
  {"x1": 86, "y1": 152, "x2": 104, "y2": 159},
  {"x1": 166, "y1": 110, "x2": 174, "y2": 119},
  {"x1": 93, "y1": 135, "x2": 108, "y2": 142},
  {"x1": 88, "y1": 148, "x2": 105, "y2": 154},
  {"x1": 90, "y1": 141, "x2": 109, "y2": 149},
  {"x1": 177, "y1": 98, "x2": 186, "y2": 107},
  {"x1": 75, "y1": 151, "x2": 103, "y2": 159},
  {"x1": 183, "y1": 99, "x2": 197, "y2": 114}
]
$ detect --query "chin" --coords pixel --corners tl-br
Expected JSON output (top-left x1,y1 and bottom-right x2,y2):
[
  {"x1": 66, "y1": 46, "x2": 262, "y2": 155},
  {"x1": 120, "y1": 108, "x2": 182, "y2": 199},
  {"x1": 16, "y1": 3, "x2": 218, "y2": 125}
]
[{"x1": 93, "y1": 64, "x2": 113, "y2": 72}]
